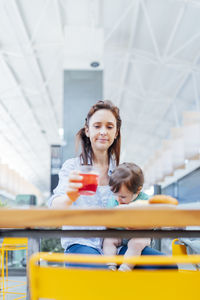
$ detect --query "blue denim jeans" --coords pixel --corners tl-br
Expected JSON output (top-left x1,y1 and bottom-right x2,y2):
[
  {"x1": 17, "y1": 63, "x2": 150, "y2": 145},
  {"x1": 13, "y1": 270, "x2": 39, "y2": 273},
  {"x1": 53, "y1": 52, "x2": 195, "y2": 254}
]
[
  {"x1": 64, "y1": 244, "x2": 107, "y2": 269},
  {"x1": 119, "y1": 245, "x2": 178, "y2": 270},
  {"x1": 65, "y1": 244, "x2": 178, "y2": 270}
]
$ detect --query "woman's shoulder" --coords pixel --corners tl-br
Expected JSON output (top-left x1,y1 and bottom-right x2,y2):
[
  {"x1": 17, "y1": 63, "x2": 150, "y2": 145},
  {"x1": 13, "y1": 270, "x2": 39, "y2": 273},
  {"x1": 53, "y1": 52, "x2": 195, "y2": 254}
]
[
  {"x1": 60, "y1": 157, "x2": 80, "y2": 174},
  {"x1": 62, "y1": 157, "x2": 80, "y2": 167}
]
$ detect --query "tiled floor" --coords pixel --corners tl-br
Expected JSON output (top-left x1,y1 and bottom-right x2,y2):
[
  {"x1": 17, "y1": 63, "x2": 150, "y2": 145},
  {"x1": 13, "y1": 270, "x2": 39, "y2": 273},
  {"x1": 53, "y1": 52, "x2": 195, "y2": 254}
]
[{"x1": 0, "y1": 277, "x2": 26, "y2": 300}]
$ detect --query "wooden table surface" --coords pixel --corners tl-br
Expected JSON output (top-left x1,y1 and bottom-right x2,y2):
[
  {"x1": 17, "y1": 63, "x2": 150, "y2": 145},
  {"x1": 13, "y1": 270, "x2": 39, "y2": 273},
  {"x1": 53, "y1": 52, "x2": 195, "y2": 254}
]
[{"x1": 0, "y1": 206, "x2": 200, "y2": 228}]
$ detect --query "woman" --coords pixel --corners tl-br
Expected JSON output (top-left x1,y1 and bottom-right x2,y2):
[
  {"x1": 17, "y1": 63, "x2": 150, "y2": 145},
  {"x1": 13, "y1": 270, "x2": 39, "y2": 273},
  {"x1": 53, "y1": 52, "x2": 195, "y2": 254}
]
[
  {"x1": 50, "y1": 100, "x2": 176, "y2": 269},
  {"x1": 50, "y1": 100, "x2": 127, "y2": 259}
]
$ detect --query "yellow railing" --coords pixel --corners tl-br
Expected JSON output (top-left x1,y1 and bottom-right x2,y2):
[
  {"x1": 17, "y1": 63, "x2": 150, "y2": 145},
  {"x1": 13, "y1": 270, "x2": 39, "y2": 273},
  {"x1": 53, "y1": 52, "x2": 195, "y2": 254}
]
[{"x1": 29, "y1": 252, "x2": 200, "y2": 300}]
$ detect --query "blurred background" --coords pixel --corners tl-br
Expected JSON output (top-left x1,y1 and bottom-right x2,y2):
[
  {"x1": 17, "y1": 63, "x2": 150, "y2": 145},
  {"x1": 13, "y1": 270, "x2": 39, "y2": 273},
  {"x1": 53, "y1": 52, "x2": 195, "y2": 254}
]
[{"x1": 0, "y1": 0, "x2": 200, "y2": 208}]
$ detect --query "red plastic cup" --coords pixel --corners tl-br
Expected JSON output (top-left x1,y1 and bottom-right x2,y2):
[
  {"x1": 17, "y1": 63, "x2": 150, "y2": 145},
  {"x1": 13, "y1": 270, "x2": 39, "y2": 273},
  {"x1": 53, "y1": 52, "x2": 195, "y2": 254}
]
[{"x1": 79, "y1": 165, "x2": 99, "y2": 196}]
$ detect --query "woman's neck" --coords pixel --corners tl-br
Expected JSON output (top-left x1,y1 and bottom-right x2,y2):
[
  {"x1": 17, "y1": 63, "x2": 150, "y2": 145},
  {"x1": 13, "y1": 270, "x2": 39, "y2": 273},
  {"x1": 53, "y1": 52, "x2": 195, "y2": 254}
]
[
  {"x1": 92, "y1": 150, "x2": 109, "y2": 167},
  {"x1": 92, "y1": 150, "x2": 110, "y2": 186}
]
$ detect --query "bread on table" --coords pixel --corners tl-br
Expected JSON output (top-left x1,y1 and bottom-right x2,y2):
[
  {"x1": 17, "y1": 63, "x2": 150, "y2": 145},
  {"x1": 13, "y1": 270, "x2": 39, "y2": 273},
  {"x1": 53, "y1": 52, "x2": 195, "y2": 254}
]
[{"x1": 148, "y1": 194, "x2": 178, "y2": 205}]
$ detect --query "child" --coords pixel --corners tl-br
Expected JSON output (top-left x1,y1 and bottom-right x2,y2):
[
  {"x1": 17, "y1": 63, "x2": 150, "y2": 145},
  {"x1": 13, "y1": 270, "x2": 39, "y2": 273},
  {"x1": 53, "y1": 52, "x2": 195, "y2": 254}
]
[{"x1": 103, "y1": 162, "x2": 150, "y2": 271}]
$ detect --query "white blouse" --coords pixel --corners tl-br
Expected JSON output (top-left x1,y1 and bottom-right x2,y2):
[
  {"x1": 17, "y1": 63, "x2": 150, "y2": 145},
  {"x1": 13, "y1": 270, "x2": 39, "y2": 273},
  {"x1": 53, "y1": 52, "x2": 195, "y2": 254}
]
[{"x1": 49, "y1": 156, "x2": 115, "y2": 252}]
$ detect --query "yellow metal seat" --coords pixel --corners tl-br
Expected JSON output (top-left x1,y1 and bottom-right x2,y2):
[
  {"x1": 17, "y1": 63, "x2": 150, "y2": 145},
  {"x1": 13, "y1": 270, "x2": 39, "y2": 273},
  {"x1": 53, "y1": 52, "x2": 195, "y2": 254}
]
[
  {"x1": 30, "y1": 252, "x2": 200, "y2": 300},
  {"x1": 172, "y1": 238, "x2": 187, "y2": 256},
  {"x1": 0, "y1": 247, "x2": 3, "y2": 294},
  {"x1": 172, "y1": 238, "x2": 200, "y2": 271},
  {"x1": 0, "y1": 237, "x2": 28, "y2": 299}
]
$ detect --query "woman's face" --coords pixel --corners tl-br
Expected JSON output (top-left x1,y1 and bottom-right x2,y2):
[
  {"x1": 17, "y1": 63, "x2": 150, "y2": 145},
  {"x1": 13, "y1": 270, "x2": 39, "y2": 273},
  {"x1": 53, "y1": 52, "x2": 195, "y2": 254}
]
[{"x1": 85, "y1": 109, "x2": 118, "y2": 152}]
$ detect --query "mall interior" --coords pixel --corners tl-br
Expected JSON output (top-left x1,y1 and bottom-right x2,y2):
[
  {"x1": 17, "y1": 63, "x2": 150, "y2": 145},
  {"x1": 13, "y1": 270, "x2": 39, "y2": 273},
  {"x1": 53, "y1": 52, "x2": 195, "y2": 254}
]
[{"x1": 0, "y1": 0, "x2": 200, "y2": 299}]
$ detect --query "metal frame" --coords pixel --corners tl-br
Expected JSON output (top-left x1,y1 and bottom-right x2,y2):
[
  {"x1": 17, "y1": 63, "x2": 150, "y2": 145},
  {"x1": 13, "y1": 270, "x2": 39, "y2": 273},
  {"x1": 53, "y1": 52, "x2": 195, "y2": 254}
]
[{"x1": 1, "y1": 228, "x2": 200, "y2": 239}]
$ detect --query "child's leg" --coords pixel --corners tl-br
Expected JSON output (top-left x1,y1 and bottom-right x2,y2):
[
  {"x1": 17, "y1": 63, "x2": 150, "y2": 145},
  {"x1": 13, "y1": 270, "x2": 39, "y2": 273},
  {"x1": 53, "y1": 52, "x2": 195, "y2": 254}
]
[
  {"x1": 119, "y1": 238, "x2": 151, "y2": 271},
  {"x1": 134, "y1": 246, "x2": 178, "y2": 270},
  {"x1": 103, "y1": 238, "x2": 122, "y2": 270},
  {"x1": 119, "y1": 243, "x2": 178, "y2": 270}
]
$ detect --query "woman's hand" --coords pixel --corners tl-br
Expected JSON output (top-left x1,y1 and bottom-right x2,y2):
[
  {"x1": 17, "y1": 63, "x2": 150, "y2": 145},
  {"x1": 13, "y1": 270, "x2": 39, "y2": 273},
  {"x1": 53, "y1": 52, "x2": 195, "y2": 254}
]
[
  {"x1": 51, "y1": 171, "x2": 83, "y2": 208},
  {"x1": 66, "y1": 171, "x2": 83, "y2": 203}
]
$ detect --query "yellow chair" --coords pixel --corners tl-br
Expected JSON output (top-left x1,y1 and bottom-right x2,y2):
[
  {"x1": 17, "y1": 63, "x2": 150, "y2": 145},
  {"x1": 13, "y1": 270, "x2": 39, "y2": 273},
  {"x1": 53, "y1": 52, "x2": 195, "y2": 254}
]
[
  {"x1": 30, "y1": 252, "x2": 200, "y2": 300},
  {"x1": 0, "y1": 247, "x2": 3, "y2": 295},
  {"x1": 172, "y1": 238, "x2": 187, "y2": 256},
  {"x1": 172, "y1": 238, "x2": 200, "y2": 271},
  {"x1": 0, "y1": 237, "x2": 28, "y2": 299}
]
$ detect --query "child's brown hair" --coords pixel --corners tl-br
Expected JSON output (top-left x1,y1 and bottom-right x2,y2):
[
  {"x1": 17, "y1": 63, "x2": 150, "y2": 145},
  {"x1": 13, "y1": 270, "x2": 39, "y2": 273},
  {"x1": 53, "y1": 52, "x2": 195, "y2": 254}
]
[{"x1": 109, "y1": 162, "x2": 144, "y2": 194}]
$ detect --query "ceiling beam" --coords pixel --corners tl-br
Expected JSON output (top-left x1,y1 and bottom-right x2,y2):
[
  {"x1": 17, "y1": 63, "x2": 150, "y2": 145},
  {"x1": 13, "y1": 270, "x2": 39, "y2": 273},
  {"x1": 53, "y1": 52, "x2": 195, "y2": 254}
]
[
  {"x1": 55, "y1": 0, "x2": 65, "y2": 37},
  {"x1": 140, "y1": 0, "x2": 161, "y2": 61},
  {"x1": 163, "y1": 1, "x2": 187, "y2": 59},
  {"x1": 192, "y1": 72, "x2": 200, "y2": 111},
  {"x1": 109, "y1": 82, "x2": 144, "y2": 101},
  {"x1": 166, "y1": 31, "x2": 200, "y2": 61},
  {"x1": 104, "y1": 0, "x2": 137, "y2": 44},
  {"x1": 113, "y1": 0, "x2": 140, "y2": 104},
  {"x1": 151, "y1": 51, "x2": 200, "y2": 136},
  {"x1": 0, "y1": 51, "x2": 49, "y2": 144},
  {"x1": 4, "y1": 0, "x2": 59, "y2": 132},
  {"x1": 0, "y1": 52, "x2": 50, "y2": 190}
]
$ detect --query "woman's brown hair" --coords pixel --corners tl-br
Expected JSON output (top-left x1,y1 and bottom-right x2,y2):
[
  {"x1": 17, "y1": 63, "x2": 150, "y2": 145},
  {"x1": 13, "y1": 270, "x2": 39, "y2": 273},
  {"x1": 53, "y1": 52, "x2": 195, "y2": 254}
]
[
  {"x1": 109, "y1": 162, "x2": 144, "y2": 194},
  {"x1": 76, "y1": 100, "x2": 121, "y2": 165}
]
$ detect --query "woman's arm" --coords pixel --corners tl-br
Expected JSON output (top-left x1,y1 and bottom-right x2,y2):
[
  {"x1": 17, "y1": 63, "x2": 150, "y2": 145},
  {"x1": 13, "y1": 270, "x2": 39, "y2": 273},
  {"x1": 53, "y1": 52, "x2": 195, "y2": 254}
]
[
  {"x1": 51, "y1": 195, "x2": 72, "y2": 208},
  {"x1": 51, "y1": 171, "x2": 83, "y2": 208},
  {"x1": 49, "y1": 158, "x2": 83, "y2": 208}
]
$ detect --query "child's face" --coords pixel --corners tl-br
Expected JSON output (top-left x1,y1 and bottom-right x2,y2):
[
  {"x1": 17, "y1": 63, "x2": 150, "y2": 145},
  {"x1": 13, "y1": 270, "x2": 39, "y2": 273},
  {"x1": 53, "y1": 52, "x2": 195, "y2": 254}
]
[{"x1": 114, "y1": 184, "x2": 137, "y2": 205}]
